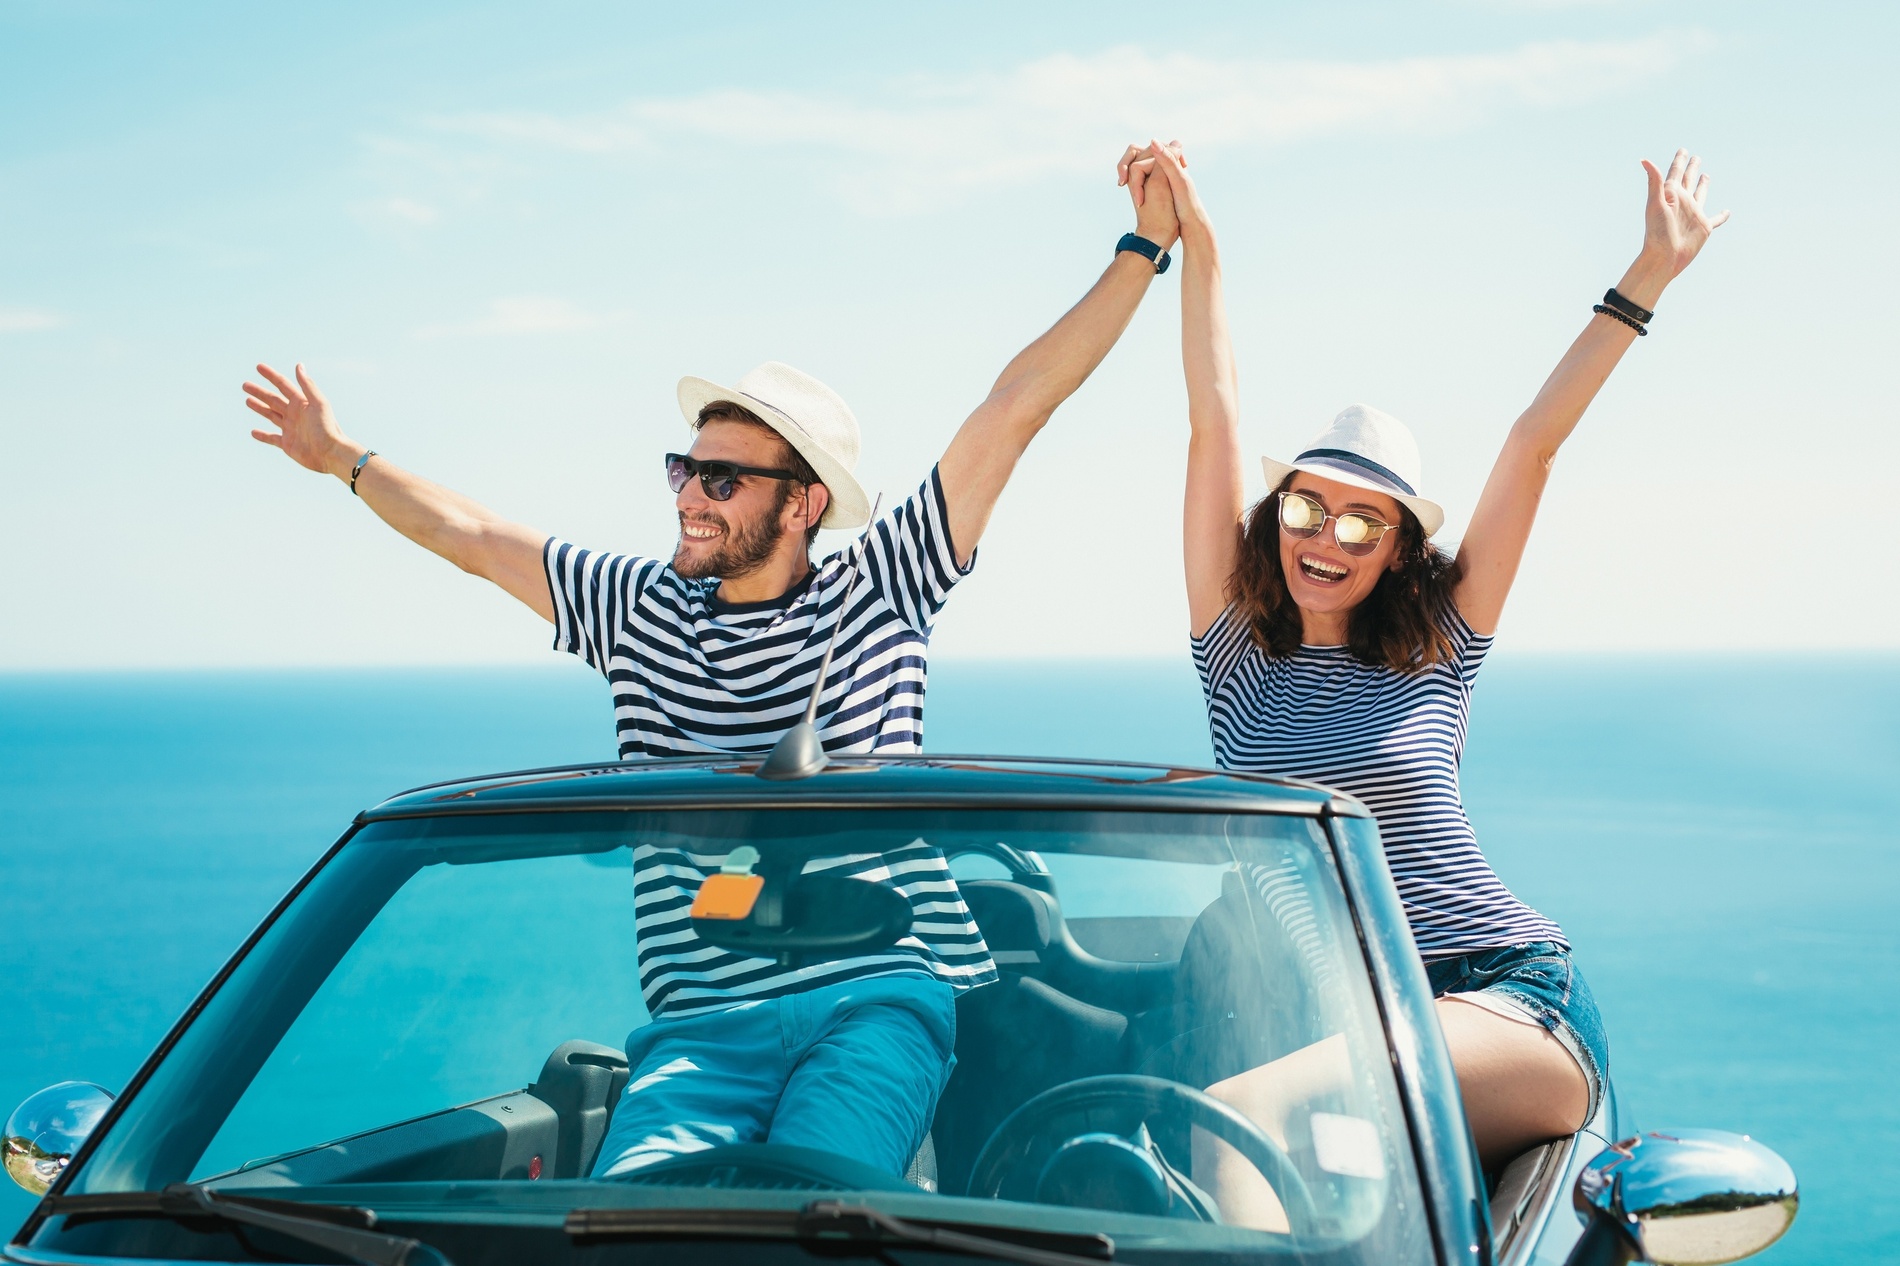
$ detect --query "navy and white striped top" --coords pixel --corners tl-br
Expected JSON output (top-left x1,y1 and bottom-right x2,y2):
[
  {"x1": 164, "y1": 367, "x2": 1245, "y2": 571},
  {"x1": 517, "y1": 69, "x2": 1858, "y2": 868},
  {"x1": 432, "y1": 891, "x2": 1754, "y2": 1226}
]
[
  {"x1": 630, "y1": 838, "x2": 997, "y2": 1018},
  {"x1": 545, "y1": 467, "x2": 968, "y2": 761},
  {"x1": 1193, "y1": 605, "x2": 1566, "y2": 959},
  {"x1": 545, "y1": 466, "x2": 997, "y2": 1016}
]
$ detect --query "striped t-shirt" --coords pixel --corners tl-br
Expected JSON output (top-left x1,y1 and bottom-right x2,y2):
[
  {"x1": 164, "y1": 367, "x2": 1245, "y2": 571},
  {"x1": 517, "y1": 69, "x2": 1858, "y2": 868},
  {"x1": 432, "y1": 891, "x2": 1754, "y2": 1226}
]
[
  {"x1": 631, "y1": 838, "x2": 997, "y2": 1018},
  {"x1": 545, "y1": 466, "x2": 996, "y2": 1015},
  {"x1": 1192, "y1": 605, "x2": 1566, "y2": 959},
  {"x1": 545, "y1": 468, "x2": 968, "y2": 761}
]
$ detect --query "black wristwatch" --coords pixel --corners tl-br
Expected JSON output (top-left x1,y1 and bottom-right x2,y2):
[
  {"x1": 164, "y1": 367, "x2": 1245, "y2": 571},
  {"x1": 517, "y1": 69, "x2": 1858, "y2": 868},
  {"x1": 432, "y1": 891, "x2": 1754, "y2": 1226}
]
[{"x1": 1116, "y1": 232, "x2": 1172, "y2": 274}]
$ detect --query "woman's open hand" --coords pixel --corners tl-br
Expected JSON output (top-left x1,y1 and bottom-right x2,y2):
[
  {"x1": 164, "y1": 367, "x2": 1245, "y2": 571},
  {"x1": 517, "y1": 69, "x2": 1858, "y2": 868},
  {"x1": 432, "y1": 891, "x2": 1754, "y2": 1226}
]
[{"x1": 1641, "y1": 148, "x2": 1730, "y2": 280}]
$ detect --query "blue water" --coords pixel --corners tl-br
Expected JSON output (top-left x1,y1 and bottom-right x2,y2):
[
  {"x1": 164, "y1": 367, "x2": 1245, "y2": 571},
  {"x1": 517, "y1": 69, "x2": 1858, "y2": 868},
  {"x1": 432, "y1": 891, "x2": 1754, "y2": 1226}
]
[{"x1": 2, "y1": 658, "x2": 1895, "y2": 1259}]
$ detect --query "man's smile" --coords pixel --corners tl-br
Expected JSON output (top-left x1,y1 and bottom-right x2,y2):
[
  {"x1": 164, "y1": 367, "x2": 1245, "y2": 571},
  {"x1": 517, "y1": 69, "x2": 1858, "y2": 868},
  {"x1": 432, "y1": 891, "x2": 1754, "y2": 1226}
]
[{"x1": 680, "y1": 517, "x2": 726, "y2": 542}]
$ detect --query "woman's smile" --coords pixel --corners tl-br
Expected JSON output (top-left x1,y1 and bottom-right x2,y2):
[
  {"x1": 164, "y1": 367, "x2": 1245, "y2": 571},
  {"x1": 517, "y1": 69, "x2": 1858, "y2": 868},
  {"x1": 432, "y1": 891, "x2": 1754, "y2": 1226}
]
[{"x1": 1296, "y1": 553, "x2": 1349, "y2": 585}]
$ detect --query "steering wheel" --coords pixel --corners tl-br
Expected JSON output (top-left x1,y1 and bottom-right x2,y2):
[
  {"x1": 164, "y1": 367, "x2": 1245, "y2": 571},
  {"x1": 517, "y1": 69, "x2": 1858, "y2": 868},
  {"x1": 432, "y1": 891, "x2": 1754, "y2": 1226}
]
[{"x1": 968, "y1": 1074, "x2": 1318, "y2": 1232}]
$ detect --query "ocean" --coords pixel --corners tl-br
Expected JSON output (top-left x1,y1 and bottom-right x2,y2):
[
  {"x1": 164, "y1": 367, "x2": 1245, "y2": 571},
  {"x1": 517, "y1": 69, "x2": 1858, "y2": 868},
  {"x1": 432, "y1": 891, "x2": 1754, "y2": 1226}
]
[{"x1": 2, "y1": 657, "x2": 1895, "y2": 1260}]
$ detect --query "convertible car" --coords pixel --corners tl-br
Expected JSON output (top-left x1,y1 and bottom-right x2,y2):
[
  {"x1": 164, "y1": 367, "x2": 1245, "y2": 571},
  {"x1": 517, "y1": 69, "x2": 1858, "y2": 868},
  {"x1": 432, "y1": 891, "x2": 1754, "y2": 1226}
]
[{"x1": 6, "y1": 755, "x2": 1796, "y2": 1266}]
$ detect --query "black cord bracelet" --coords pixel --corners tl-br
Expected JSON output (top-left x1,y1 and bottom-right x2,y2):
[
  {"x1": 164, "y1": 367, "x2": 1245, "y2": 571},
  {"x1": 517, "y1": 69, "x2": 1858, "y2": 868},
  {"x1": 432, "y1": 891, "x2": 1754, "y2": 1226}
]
[
  {"x1": 350, "y1": 449, "x2": 377, "y2": 495},
  {"x1": 1600, "y1": 288, "x2": 1655, "y2": 324},
  {"x1": 1593, "y1": 304, "x2": 1648, "y2": 336}
]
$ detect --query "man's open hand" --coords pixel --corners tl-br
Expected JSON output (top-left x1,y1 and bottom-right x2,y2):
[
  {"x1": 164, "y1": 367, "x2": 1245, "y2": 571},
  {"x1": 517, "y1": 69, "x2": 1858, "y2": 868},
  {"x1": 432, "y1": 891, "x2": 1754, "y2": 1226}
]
[{"x1": 244, "y1": 363, "x2": 359, "y2": 480}]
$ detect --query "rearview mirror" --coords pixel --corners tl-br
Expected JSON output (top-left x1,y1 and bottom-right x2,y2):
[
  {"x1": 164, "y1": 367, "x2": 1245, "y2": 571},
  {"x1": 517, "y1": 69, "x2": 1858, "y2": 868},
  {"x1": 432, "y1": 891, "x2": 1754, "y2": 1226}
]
[
  {"x1": 4, "y1": 1081, "x2": 115, "y2": 1195},
  {"x1": 693, "y1": 872, "x2": 913, "y2": 965},
  {"x1": 1564, "y1": 1129, "x2": 1797, "y2": 1266}
]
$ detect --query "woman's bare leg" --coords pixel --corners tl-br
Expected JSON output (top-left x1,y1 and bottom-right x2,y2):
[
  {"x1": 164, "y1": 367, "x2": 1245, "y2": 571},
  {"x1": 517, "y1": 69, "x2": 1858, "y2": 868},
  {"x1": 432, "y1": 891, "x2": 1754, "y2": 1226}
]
[
  {"x1": 1435, "y1": 998, "x2": 1588, "y2": 1168},
  {"x1": 1190, "y1": 1034, "x2": 1351, "y2": 1231}
]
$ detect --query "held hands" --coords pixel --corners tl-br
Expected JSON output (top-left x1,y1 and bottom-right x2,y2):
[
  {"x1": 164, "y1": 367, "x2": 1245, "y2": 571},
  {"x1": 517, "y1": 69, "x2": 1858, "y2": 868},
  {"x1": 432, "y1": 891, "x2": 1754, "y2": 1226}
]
[
  {"x1": 1640, "y1": 148, "x2": 1730, "y2": 282},
  {"x1": 1117, "y1": 138, "x2": 1183, "y2": 250},
  {"x1": 1119, "y1": 140, "x2": 1211, "y2": 247},
  {"x1": 244, "y1": 363, "x2": 360, "y2": 481}
]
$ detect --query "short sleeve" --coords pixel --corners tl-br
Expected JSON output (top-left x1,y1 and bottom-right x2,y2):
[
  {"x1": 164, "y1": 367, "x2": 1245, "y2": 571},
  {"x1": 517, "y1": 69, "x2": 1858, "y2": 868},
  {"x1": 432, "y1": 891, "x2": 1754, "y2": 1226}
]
[
  {"x1": 1441, "y1": 604, "x2": 1496, "y2": 688},
  {"x1": 1189, "y1": 603, "x2": 1254, "y2": 703},
  {"x1": 543, "y1": 538, "x2": 658, "y2": 676},
  {"x1": 859, "y1": 466, "x2": 974, "y2": 635}
]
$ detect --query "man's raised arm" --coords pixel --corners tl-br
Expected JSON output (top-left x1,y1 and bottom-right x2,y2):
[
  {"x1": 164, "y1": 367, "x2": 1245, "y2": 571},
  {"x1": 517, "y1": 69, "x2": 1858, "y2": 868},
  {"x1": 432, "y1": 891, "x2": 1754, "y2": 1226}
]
[
  {"x1": 935, "y1": 143, "x2": 1181, "y2": 566},
  {"x1": 244, "y1": 362, "x2": 554, "y2": 621}
]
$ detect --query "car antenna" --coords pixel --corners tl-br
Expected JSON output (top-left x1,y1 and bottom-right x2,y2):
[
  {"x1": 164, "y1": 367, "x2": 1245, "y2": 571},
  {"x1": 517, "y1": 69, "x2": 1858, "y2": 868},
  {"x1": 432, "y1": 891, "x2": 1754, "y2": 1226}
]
[{"x1": 757, "y1": 492, "x2": 883, "y2": 782}]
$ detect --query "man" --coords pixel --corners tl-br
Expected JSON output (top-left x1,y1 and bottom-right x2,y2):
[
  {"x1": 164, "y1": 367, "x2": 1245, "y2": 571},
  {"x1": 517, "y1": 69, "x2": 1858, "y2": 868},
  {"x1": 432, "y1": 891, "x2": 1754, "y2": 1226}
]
[{"x1": 243, "y1": 165, "x2": 1181, "y2": 1179}]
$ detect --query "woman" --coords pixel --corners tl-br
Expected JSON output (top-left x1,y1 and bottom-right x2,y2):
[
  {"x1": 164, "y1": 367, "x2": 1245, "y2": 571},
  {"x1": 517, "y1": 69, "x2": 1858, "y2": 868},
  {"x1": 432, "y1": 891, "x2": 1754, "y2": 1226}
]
[{"x1": 1125, "y1": 140, "x2": 1727, "y2": 1194}]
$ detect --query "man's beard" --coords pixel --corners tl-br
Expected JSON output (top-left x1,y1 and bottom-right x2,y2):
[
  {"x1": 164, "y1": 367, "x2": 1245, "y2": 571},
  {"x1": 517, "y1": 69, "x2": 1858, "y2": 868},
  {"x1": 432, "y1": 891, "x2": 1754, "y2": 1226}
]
[{"x1": 671, "y1": 503, "x2": 788, "y2": 580}]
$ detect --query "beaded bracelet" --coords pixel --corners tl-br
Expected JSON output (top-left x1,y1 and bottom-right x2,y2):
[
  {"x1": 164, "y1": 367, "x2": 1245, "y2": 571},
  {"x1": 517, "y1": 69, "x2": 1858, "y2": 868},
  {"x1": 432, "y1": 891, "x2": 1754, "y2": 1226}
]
[{"x1": 1592, "y1": 304, "x2": 1648, "y2": 336}]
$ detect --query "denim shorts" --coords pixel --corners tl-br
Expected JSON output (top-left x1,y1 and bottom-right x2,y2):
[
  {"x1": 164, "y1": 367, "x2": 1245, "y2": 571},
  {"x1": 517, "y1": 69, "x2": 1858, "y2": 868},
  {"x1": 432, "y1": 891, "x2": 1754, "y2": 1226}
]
[
  {"x1": 591, "y1": 973, "x2": 958, "y2": 1179},
  {"x1": 1425, "y1": 942, "x2": 1608, "y2": 1122}
]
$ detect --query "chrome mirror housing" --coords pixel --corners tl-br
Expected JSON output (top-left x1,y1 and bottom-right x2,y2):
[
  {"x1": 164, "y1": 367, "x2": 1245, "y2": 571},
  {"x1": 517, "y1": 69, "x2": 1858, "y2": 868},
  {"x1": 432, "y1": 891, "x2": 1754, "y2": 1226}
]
[
  {"x1": 1566, "y1": 1129, "x2": 1797, "y2": 1266},
  {"x1": 3, "y1": 1082, "x2": 115, "y2": 1195}
]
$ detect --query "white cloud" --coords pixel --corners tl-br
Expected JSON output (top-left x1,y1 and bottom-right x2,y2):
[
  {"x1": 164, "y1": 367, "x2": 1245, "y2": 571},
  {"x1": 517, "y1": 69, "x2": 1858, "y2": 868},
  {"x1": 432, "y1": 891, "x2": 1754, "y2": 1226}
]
[
  {"x1": 429, "y1": 35, "x2": 1701, "y2": 209},
  {"x1": 415, "y1": 296, "x2": 613, "y2": 339},
  {"x1": 383, "y1": 197, "x2": 440, "y2": 225},
  {"x1": 0, "y1": 307, "x2": 68, "y2": 333}
]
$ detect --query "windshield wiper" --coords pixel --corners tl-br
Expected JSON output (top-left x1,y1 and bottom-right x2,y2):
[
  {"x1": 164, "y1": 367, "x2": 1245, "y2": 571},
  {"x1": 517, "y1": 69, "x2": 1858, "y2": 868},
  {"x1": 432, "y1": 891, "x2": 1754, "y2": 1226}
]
[
  {"x1": 566, "y1": 1200, "x2": 1113, "y2": 1266},
  {"x1": 44, "y1": 1184, "x2": 453, "y2": 1266},
  {"x1": 800, "y1": 1201, "x2": 1114, "y2": 1266}
]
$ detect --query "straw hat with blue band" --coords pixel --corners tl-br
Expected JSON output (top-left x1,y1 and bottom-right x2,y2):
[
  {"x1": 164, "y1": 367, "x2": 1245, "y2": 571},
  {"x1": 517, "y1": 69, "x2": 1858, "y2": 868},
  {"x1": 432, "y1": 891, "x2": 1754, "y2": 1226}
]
[
  {"x1": 1261, "y1": 403, "x2": 1445, "y2": 538},
  {"x1": 676, "y1": 361, "x2": 873, "y2": 530}
]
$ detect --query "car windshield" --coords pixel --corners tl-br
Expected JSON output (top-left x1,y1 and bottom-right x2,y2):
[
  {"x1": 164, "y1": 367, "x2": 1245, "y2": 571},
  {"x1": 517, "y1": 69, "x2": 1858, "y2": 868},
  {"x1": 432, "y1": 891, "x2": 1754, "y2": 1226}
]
[{"x1": 61, "y1": 806, "x2": 1428, "y2": 1263}]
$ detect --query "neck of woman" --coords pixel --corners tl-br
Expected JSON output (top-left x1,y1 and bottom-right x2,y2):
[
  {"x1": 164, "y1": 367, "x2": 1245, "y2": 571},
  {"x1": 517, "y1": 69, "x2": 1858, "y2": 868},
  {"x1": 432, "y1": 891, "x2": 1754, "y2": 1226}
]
[{"x1": 1299, "y1": 608, "x2": 1352, "y2": 647}]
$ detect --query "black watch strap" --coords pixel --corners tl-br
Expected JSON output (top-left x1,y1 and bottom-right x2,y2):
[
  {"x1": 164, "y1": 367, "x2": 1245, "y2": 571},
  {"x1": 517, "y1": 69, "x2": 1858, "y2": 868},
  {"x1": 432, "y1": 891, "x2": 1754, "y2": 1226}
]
[
  {"x1": 1600, "y1": 288, "x2": 1654, "y2": 325},
  {"x1": 1117, "y1": 232, "x2": 1172, "y2": 274}
]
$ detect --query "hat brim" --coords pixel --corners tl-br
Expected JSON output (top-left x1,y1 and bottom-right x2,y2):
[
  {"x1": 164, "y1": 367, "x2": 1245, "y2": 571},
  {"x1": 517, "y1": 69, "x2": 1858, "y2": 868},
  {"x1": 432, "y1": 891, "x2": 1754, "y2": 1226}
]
[
  {"x1": 1262, "y1": 456, "x2": 1444, "y2": 538},
  {"x1": 676, "y1": 377, "x2": 872, "y2": 530}
]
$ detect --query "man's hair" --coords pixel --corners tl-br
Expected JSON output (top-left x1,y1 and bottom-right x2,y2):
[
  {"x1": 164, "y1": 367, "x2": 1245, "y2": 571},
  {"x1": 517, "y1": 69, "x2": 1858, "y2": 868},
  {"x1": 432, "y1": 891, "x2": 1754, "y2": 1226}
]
[
  {"x1": 693, "y1": 401, "x2": 824, "y2": 547},
  {"x1": 1228, "y1": 473, "x2": 1465, "y2": 672}
]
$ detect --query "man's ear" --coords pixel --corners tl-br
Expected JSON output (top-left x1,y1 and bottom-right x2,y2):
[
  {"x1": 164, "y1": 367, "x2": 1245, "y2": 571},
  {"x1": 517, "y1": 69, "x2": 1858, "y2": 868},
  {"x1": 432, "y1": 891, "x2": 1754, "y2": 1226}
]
[{"x1": 803, "y1": 482, "x2": 832, "y2": 530}]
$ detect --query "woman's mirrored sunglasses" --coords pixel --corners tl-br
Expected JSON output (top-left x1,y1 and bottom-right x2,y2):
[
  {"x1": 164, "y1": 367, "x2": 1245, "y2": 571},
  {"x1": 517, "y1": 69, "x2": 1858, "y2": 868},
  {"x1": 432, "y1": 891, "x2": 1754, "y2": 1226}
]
[
  {"x1": 1278, "y1": 491, "x2": 1396, "y2": 557},
  {"x1": 665, "y1": 453, "x2": 800, "y2": 501}
]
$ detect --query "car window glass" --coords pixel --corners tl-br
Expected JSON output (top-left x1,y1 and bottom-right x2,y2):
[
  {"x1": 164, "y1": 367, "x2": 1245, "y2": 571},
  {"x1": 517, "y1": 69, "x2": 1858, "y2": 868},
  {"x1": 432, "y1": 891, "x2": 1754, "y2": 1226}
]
[
  {"x1": 72, "y1": 808, "x2": 1431, "y2": 1266},
  {"x1": 194, "y1": 851, "x2": 644, "y2": 1180}
]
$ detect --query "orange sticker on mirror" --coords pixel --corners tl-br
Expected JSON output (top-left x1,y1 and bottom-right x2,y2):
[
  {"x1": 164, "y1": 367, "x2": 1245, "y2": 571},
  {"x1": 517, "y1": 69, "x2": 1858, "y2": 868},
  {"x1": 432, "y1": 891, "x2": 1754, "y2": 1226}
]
[{"x1": 691, "y1": 873, "x2": 764, "y2": 920}]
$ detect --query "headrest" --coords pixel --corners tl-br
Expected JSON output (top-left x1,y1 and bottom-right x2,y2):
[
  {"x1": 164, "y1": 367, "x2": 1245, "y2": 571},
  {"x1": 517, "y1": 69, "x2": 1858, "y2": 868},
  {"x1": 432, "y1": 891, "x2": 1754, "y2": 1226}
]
[{"x1": 961, "y1": 880, "x2": 1055, "y2": 952}]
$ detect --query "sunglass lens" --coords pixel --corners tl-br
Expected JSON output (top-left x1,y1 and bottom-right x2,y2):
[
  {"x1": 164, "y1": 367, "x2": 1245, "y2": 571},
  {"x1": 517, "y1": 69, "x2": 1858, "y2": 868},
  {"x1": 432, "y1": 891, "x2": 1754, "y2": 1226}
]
[
  {"x1": 697, "y1": 464, "x2": 738, "y2": 501},
  {"x1": 1335, "y1": 515, "x2": 1383, "y2": 556},
  {"x1": 665, "y1": 455, "x2": 691, "y2": 494},
  {"x1": 1280, "y1": 493, "x2": 1323, "y2": 536}
]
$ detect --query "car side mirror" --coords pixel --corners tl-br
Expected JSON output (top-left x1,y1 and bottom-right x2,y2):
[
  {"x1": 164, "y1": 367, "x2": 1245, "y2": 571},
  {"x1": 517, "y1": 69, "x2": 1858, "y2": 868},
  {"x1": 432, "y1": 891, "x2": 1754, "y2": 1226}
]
[
  {"x1": 1563, "y1": 1129, "x2": 1797, "y2": 1266},
  {"x1": 4, "y1": 1082, "x2": 115, "y2": 1195}
]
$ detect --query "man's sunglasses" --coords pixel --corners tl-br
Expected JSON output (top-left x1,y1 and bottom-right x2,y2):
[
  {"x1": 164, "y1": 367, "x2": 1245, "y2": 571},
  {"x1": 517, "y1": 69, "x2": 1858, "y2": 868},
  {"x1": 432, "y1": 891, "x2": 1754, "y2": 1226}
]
[
  {"x1": 665, "y1": 453, "x2": 801, "y2": 501},
  {"x1": 1278, "y1": 491, "x2": 1396, "y2": 557}
]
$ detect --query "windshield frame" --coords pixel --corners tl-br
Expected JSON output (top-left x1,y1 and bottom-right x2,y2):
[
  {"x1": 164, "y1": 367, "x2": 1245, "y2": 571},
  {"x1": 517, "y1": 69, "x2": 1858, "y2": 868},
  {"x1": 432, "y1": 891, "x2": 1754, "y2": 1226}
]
[{"x1": 17, "y1": 774, "x2": 1478, "y2": 1263}]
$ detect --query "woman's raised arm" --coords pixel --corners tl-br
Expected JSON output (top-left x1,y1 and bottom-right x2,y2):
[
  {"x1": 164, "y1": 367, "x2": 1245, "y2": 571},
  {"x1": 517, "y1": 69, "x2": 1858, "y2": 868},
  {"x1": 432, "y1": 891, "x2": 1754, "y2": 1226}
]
[
  {"x1": 1454, "y1": 149, "x2": 1729, "y2": 634},
  {"x1": 1140, "y1": 143, "x2": 1247, "y2": 637}
]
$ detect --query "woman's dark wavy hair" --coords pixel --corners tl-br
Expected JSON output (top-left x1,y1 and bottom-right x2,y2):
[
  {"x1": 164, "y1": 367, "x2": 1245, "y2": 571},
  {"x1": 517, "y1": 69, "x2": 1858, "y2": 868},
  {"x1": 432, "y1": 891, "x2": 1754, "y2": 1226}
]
[{"x1": 1229, "y1": 474, "x2": 1465, "y2": 672}]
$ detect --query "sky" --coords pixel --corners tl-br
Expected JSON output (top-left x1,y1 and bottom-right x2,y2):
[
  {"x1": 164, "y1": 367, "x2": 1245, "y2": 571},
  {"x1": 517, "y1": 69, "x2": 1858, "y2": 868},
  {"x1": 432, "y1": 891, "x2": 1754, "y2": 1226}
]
[{"x1": 2, "y1": 0, "x2": 1895, "y2": 668}]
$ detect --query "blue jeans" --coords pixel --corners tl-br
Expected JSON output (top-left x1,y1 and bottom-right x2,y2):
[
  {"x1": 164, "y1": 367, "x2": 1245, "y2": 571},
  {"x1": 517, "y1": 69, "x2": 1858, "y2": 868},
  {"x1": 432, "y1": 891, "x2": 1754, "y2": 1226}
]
[
  {"x1": 590, "y1": 973, "x2": 958, "y2": 1179},
  {"x1": 1426, "y1": 942, "x2": 1608, "y2": 1121}
]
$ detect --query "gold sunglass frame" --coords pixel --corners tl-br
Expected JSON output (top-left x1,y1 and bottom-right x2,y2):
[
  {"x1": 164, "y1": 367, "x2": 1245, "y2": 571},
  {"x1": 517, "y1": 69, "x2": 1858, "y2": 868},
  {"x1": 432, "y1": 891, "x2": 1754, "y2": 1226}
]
[{"x1": 1277, "y1": 491, "x2": 1396, "y2": 556}]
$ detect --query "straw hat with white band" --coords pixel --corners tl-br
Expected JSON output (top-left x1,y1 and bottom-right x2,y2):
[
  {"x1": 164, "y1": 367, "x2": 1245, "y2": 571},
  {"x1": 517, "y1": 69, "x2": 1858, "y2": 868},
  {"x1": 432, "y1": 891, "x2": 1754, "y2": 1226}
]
[
  {"x1": 675, "y1": 362, "x2": 873, "y2": 530},
  {"x1": 1261, "y1": 404, "x2": 1445, "y2": 538}
]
